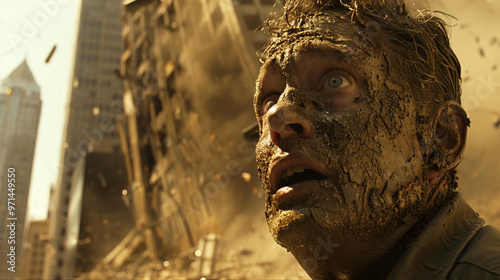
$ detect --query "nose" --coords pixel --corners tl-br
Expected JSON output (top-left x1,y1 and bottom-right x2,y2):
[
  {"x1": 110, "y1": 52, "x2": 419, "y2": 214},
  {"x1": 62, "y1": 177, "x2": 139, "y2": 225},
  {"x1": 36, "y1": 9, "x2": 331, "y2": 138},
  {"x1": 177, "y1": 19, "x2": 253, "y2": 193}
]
[{"x1": 266, "y1": 104, "x2": 312, "y2": 147}]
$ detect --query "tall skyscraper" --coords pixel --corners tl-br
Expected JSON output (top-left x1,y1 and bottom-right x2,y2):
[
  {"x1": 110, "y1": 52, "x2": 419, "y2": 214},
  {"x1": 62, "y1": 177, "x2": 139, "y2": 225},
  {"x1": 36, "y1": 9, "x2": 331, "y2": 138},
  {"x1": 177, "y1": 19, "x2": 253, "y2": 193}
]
[
  {"x1": 44, "y1": 0, "x2": 123, "y2": 279},
  {"x1": 0, "y1": 59, "x2": 42, "y2": 279}
]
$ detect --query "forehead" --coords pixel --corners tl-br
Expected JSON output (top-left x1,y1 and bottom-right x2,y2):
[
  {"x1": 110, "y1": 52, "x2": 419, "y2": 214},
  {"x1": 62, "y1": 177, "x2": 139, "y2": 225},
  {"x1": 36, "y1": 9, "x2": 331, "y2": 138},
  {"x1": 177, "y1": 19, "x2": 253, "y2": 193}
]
[
  {"x1": 260, "y1": 13, "x2": 385, "y2": 76},
  {"x1": 268, "y1": 40, "x2": 357, "y2": 68},
  {"x1": 259, "y1": 37, "x2": 381, "y2": 87},
  {"x1": 261, "y1": 10, "x2": 378, "y2": 60}
]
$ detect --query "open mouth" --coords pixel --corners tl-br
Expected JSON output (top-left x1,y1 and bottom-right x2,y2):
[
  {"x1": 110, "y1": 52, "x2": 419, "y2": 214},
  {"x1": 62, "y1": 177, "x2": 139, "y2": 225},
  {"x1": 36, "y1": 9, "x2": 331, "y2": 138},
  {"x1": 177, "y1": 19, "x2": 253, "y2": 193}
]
[{"x1": 278, "y1": 166, "x2": 328, "y2": 190}]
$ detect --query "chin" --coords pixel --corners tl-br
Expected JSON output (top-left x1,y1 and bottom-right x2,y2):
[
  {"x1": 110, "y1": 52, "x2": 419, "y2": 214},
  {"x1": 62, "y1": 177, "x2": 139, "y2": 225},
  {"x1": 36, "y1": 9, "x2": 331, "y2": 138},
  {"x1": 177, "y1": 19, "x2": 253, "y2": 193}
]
[
  {"x1": 267, "y1": 207, "x2": 350, "y2": 280},
  {"x1": 266, "y1": 207, "x2": 334, "y2": 248}
]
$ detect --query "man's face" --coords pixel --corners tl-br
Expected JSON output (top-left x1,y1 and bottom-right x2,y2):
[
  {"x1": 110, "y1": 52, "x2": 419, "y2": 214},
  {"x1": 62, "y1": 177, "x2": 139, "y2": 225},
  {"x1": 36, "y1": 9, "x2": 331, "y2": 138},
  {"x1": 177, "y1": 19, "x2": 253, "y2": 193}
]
[{"x1": 254, "y1": 16, "x2": 432, "y2": 250}]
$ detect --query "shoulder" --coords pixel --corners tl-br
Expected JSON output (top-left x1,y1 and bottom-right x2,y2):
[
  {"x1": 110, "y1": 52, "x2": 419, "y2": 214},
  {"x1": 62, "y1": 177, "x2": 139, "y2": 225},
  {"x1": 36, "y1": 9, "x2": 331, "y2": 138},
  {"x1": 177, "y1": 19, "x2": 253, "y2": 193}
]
[{"x1": 448, "y1": 225, "x2": 500, "y2": 279}]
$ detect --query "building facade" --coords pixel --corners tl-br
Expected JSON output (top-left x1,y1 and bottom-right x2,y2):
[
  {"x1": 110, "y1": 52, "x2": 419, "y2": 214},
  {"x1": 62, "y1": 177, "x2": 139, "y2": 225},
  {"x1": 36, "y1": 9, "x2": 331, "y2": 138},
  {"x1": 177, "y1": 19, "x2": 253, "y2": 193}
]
[
  {"x1": 43, "y1": 0, "x2": 124, "y2": 279},
  {"x1": 45, "y1": 0, "x2": 302, "y2": 278},
  {"x1": 103, "y1": 0, "x2": 287, "y2": 278},
  {"x1": 0, "y1": 60, "x2": 42, "y2": 280},
  {"x1": 18, "y1": 220, "x2": 49, "y2": 279}
]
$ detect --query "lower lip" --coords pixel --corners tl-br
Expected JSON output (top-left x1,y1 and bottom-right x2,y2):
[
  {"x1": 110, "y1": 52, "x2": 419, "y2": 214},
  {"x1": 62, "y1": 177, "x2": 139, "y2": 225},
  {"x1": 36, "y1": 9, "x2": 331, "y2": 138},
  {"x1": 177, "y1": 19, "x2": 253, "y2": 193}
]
[{"x1": 274, "y1": 181, "x2": 318, "y2": 209}]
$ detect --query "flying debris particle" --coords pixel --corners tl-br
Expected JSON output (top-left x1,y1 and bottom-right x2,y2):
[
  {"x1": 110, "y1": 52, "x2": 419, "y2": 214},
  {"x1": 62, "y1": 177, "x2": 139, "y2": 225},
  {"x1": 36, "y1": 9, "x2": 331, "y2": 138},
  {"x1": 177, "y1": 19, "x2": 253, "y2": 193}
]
[
  {"x1": 209, "y1": 133, "x2": 216, "y2": 141},
  {"x1": 463, "y1": 76, "x2": 470, "y2": 83},
  {"x1": 459, "y1": 23, "x2": 469, "y2": 30},
  {"x1": 493, "y1": 65, "x2": 498, "y2": 71},
  {"x1": 479, "y1": 48, "x2": 485, "y2": 57},
  {"x1": 239, "y1": 248, "x2": 254, "y2": 255},
  {"x1": 495, "y1": 119, "x2": 500, "y2": 128},
  {"x1": 252, "y1": 187, "x2": 259, "y2": 195},
  {"x1": 97, "y1": 171, "x2": 107, "y2": 188},
  {"x1": 45, "y1": 45, "x2": 57, "y2": 63},
  {"x1": 491, "y1": 37, "x2": 498, "y2": 45},
  {"x1": 241, "y1": 172, "x2": 251, "y2": 182},
  {"x1": 475, "y1": 36, "x2": 480, "y2": 43},
  {"x1": 164, "y1": 61, "x2": 175, "y2": 76}
]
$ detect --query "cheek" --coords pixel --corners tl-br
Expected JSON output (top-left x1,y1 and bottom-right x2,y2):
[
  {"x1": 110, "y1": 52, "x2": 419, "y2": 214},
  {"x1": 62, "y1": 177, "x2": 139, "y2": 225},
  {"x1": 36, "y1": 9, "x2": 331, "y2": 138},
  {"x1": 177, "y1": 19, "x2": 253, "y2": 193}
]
[
  {"x1": 255, "y1": 136, "x2": 274, "y2": 183},
  {"x1": 318, "y1": 106, "x2": 421, "y2": 191}
]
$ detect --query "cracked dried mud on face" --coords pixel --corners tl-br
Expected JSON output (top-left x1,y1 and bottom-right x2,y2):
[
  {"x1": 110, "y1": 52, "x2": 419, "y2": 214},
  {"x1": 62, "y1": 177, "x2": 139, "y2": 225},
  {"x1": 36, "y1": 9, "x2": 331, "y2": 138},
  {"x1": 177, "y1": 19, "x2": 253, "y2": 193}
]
[{"x1": 254, "y1": 10, "x2": 453, "y2": 278}]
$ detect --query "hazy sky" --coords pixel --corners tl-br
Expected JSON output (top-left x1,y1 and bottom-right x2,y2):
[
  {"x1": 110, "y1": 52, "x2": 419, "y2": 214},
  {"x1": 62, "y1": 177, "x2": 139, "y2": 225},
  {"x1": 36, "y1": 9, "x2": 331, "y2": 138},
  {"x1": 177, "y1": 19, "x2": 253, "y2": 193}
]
[
  {"x1": 0, "y1": 0, "x2": 499, "y2": 223},
  {"x1": 0, "y1": 0, "x2": 81, "y2": 220}
]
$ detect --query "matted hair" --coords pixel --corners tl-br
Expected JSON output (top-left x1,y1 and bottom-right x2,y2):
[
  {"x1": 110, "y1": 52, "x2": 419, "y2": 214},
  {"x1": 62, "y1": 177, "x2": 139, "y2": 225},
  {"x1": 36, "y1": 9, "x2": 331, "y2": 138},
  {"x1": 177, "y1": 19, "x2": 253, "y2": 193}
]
[{"x1": 261, "y1": 0, "x2": 462, "y2": 107}]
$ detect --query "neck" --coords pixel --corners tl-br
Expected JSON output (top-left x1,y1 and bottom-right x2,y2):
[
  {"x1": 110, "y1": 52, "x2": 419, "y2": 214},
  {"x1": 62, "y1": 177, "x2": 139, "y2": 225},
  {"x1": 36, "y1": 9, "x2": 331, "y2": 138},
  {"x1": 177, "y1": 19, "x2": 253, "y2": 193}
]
[
  {"x1": 290, "y1": 214, "x2": 420, "y2": 280},
  {"x1": 355, "y1": 176, "x2": 456, "y2": 280},
  {"x1": 357, "y1": 190, "x2": 457, "y2": 279},
  {"x1": 295, "y1": 177, "x2": 456, "y2": 280}
]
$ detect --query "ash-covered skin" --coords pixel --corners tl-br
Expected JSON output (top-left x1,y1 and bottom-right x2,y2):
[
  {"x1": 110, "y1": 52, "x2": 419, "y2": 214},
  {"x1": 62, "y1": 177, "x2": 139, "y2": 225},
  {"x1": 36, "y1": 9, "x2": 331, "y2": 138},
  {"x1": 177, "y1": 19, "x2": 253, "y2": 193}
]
[{"x1": 254, "y1": 11, "x2": 455, "y2": 279}]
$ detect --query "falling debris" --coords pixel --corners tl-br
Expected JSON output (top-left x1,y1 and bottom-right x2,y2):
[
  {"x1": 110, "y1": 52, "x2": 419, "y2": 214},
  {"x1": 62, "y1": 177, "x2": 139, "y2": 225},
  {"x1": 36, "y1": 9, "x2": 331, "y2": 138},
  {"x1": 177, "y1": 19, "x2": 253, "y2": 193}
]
[
  {"x1": 252, "y1": 187, "x2": 259, "y2": 195},
  {"x1": 45, "y1": 45, "x2": 57, "y2": 63},
  {"x1": 479, "y1": 48, "x2": 485, "y2": 57},
  {"x1": 241, "y1": 172, "x2": 251, "y2": 182},
  {"x1": 459, "y1": 23, "x2": 469, "y2": 29},
  {"x1": 491, "y1": 37, "x2": 498, "y2": 45}
]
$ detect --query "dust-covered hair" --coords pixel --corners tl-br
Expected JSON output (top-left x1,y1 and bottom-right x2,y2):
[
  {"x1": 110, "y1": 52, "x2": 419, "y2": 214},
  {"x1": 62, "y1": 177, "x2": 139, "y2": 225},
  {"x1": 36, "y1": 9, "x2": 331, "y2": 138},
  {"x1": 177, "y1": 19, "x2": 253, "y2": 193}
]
[{"x1": 261, "y1": 0, "x2": 462, "y2": 107}]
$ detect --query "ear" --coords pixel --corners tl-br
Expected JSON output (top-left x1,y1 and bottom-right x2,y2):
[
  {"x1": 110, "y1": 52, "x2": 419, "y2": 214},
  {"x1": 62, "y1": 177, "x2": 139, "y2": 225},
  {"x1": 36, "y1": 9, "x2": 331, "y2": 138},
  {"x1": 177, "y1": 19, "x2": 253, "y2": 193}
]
[{"x1": 433, "y1": 102, "x2": 469, "y2": 170}]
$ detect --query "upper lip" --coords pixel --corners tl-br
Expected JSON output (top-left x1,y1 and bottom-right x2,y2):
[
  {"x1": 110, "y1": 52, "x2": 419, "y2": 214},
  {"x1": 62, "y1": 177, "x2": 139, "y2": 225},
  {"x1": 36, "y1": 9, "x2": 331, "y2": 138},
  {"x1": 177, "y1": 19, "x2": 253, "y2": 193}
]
[{"x1": 269, "y1": 154, "x2": 329, "y2": 194}]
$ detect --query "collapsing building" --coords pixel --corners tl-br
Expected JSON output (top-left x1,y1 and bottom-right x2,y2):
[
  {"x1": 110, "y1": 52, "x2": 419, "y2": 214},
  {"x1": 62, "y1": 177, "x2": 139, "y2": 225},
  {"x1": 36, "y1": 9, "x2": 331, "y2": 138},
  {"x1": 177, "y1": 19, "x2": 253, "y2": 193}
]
[
  {"x1": 44, "y1": 0, "x2": 307, "y2": 278},
  {"x1": 76, "y1": 0, "x2": 302, "y2": 278}
]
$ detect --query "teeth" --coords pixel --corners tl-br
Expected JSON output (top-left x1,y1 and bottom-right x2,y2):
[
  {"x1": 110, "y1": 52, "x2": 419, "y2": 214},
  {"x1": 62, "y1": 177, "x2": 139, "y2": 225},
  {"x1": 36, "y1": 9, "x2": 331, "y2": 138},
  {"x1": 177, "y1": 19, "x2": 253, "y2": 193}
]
[{"x1": 281, "y1": 166, "x2": 306, "y2": 179}]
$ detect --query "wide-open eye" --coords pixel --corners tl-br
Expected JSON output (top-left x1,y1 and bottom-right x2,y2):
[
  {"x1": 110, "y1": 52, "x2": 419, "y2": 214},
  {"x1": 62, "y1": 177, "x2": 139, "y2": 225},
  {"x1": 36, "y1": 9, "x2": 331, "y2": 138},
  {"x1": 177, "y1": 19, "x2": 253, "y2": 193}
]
[
  {"x1": 314, "y1": 70, "x2": 359, "y2": 109},
  {"x1": 324, "y1": 75, "x2": 351, "y2": 90}
]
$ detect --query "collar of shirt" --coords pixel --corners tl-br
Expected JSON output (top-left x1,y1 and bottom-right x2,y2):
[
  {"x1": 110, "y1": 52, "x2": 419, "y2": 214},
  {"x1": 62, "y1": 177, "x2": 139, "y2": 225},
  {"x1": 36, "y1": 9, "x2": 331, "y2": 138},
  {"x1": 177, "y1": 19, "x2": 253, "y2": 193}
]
[{"x1": 387, "y1": 195, "x2": 485, "y2": 280}]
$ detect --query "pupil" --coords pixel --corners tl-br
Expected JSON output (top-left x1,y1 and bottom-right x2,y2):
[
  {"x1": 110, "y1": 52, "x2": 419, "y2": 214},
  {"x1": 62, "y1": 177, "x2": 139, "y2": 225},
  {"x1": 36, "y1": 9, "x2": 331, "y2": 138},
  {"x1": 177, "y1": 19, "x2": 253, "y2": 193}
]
[{"x1": 329, "y1": 77, "x2": 342, "y2": 87}]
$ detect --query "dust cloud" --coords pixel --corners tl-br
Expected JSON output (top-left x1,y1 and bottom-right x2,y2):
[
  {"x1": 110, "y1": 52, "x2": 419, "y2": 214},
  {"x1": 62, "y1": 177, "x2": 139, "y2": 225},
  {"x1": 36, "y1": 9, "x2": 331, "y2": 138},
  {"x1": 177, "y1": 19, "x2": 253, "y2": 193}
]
[{"x1": 173, "y1": 1, "x2": 500, "y2": 278}]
